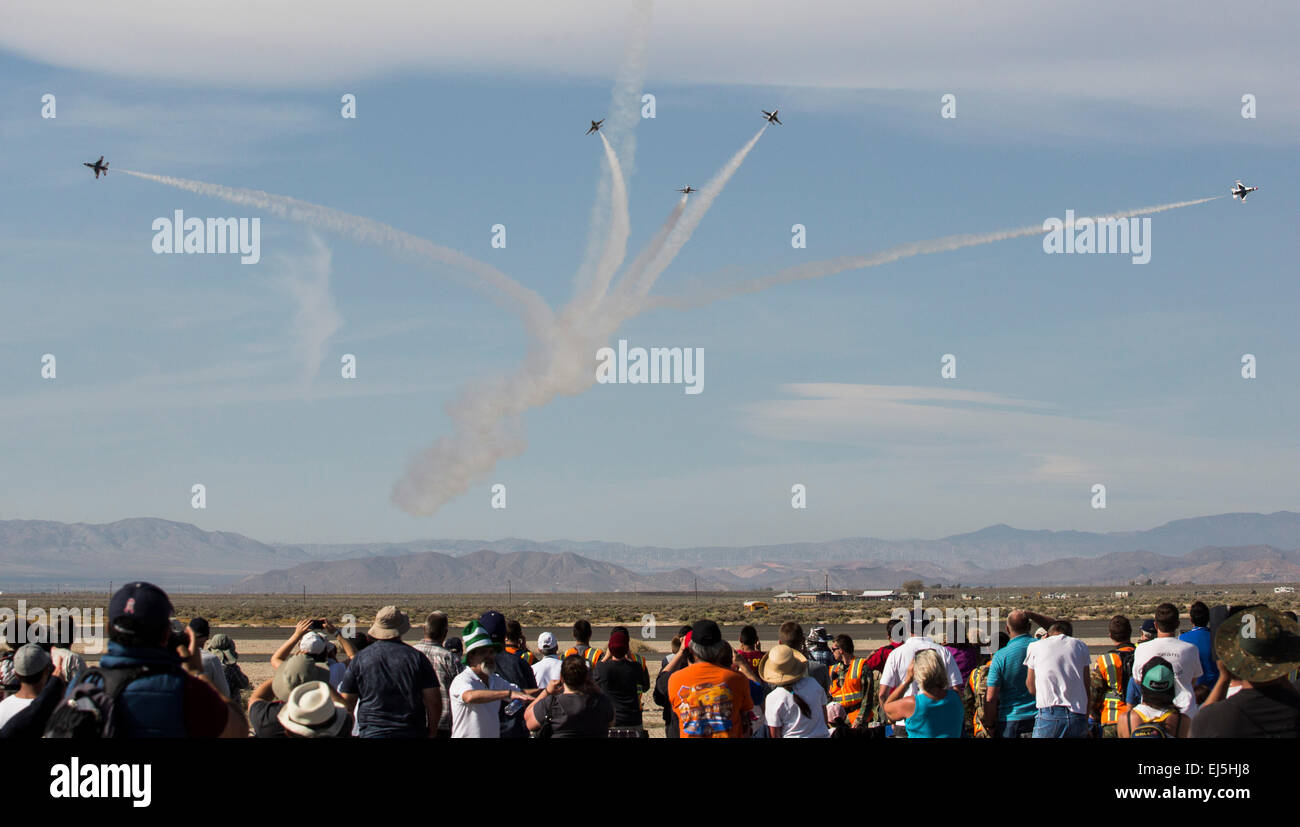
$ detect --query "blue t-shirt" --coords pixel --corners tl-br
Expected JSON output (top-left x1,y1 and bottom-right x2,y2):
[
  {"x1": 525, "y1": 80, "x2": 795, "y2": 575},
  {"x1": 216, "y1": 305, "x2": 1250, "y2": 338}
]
[
  {"x1": 1179, "y1": 627, "x2": 1219, "y2": 687},
  {"x1": 338, "y1": 639, "x2": 437, "y2": 738},
  {"x1": 986, "y1": 634, "x2": 1036, "y2": 721},
  {"x1": 906, "y1": 690, "x2": 963, "y2": 738}
]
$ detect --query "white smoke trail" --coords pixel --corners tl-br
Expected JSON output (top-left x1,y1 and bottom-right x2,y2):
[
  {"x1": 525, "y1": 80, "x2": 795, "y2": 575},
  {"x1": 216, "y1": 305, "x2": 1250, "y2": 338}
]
[
  {"x1": 602, "y1": 194, "x2": 687, "y2": 313},
  {"x1": 116, "y1": 169, "x2": 554, "y2": 336},
  {"x1": 117, "y1": 103, "x2": 1220, "y2": 524},
  {"x1": 394, "y1": 131, "x2": 766, "y2": 518},
  {"x1": 279, "y1": 233, "x2": 344, "y2": 395},
  {"x1": 642, "y1": 196, "x2": 1222, "y2": 310},
  {"x1": 602, "y1": 126, "x2": 767, "y2": 319},
  {"x1": 572, "y1": 0, "x2": 654, "y2": 297},
  {"x1": 573, "y1": 132, "x2": 632, "y2": 313},
  {"x1": 392, "y1": 333, "x2": 599, "y2": 516}
]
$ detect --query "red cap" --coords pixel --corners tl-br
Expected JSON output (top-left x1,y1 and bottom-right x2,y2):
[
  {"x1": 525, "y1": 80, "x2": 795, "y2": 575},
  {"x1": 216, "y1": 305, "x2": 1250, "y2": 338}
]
[{"x1": 608, "y1": 630, "x2": 630, "y2": 658}]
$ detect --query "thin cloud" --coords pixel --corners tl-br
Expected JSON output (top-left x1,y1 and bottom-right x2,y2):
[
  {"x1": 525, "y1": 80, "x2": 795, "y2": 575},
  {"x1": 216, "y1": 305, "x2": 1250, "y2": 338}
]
[{"x1": 3, "y1": 1, "x2": 1295, "y2": 133}]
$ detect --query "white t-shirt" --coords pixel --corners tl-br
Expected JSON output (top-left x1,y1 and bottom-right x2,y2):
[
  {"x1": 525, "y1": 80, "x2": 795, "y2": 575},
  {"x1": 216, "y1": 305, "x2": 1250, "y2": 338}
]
[
  {"x1": 880, "y1": 637, "x2": 964, "y2": 711},
  {"x1": 765, "y1": 676, "x2": 830, "y2": 738},
  {"x1": 450, "y1": 669, "x2": 519, "y2": 739},
  {"x1": 0, "y1": 695, "x2": 34, "y2": 728},
  {"x1": 1023, "y1": 634, "x2": 1091, "y2": 714},
  {"x1": 1133, "y1": 636, "x2": 1203, "y2": 717},
  {"x1": 532, "y1": 656, "x2": 562, "y2": 688}
]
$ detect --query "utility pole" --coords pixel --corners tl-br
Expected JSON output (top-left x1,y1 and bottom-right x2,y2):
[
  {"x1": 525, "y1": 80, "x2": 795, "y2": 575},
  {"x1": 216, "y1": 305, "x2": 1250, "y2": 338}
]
[
  {"x1": 694, "y1": 578, "x2": 698, "y2": 602},
  {"x1": 508, "y1": 580, "x2": 512, "y2": 605}
]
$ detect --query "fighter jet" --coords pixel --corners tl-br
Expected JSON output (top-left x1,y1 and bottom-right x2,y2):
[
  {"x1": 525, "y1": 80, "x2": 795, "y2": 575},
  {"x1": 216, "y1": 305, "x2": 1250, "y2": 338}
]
[
  {"x1": 676, "y1": 186, "x2": 698, "y2": 194},
  {"x1": 83, "y1": 156, "x2": 109, "y2": 179},
  {"x1": 586, "y1": 119, "x2": 604, "y2": 135},
  {"x1": 761, "y1": 109, "x2": 782, "y2": 125},
  {"x1": 1231, "y1": 180, "x2": 1259, "y2": 201}
]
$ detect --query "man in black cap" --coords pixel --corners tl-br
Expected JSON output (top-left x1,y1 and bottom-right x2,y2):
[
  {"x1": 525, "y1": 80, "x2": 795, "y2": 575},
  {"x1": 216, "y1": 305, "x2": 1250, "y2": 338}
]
[
  {"x1": 75, "y1": 582, "x2": 246, "y2": 737},
  {"x1": 663, "y1": 619, "x2": 754, "y2": 737},
  {"x1": 1192, "y1": 606, "x2": 1300, "y2": 737},
  {"x1": 477, "y1": 610, "x2": 536, "y2": 738}
]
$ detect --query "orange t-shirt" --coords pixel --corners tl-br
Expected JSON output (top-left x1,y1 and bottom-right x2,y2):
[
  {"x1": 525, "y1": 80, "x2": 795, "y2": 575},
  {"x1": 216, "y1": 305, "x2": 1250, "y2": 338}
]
[{"x1": 666, "y1": 662, "x2": 754, "y2": 738}]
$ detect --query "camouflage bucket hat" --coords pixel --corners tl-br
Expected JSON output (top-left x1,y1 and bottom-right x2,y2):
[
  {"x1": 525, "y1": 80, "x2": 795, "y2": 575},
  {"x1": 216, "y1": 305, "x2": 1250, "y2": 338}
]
[
  {"x1": 1214, "y1": 606, "x2": 1300, "y2": 683},
  {"x1": 206, "y1": 633, "x2": 238, "y2": 665}
]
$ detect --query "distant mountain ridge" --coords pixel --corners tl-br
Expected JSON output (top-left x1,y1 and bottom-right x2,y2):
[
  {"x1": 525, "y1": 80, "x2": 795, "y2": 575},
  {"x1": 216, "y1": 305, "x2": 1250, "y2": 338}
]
[
  {"x1": 273, "y1": 511, "x2": 1300, "y2": 570},
  {"x1": 3, "y1": 511, "x2": 1300, "y2": 591},
  {"x1": 236, "y1": 549, "x2": 717, "y2": 594},
  {"x1": 0, "y1": 518, "x2": 308, "y2": 589},
  {"x1": 695, "y1": 545, "x2": 1300, "y2": 590},
  {"x1": 234, "y1": 543, "x2": 1300, "y2": 593}
]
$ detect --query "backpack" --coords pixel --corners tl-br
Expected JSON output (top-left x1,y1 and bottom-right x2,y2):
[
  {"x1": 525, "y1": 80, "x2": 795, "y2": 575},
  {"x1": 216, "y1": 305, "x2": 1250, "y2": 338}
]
[
  {"x1": 966, "y1": 664, "x2": 990, "y2": 737},
  {"x1": 1128, "y1": 708, "x2": 1180, "y2": 739},
  {"x1": 43, "y1": 666, "x2": 156, "y2": 738},
  {"x1": 224, "y1": 663, "x2": 250, "y2": 691}
]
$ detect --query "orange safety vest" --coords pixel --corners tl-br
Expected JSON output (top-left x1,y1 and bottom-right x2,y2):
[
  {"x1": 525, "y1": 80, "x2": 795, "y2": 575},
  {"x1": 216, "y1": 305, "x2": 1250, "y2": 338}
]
[
  {"x1": 505, "y1": 646, "x2": 537, "y2": 666},
  {"x1": 563, "y1": 645, "x2": 605, "y2": 666},
  {"x1": 829, "y1": 658, "x2": 870, "y2": 723},
  {"x1": 1097, "y1": 646, "x2": 1134, "y2": 726}
]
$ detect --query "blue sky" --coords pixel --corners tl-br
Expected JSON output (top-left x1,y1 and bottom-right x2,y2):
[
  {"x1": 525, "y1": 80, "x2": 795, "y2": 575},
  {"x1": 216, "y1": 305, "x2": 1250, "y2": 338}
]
[{"x1": 1, "y1": 1, "x2": 1297, "y2": 546}]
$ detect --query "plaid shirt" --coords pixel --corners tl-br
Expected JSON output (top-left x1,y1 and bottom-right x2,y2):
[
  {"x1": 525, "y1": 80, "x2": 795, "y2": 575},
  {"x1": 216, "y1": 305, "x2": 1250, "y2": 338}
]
[{"x1": 414, "y1": 641, "x2": 462, "y2": 730}]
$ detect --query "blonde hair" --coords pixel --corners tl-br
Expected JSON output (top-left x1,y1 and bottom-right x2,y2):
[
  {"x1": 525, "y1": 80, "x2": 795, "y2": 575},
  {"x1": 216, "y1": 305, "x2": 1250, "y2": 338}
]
[{"x1": 913, "y1": 648, "x2": 947, "y2": 694}]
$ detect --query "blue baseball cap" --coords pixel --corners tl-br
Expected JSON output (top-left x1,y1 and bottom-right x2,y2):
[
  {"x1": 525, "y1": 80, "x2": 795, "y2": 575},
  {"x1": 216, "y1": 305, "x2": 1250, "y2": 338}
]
[
  {"x1": 109, "y1": 581, "x2": 173, "y2": 636},
  {"x1": 478, "y1": 611, "x2": 507, "y2": 643}
]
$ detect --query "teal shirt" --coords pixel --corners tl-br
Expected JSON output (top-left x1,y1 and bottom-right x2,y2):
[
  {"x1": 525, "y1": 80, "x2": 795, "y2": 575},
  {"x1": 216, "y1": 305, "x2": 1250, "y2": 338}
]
[
  {"x1": 906, "y1": 690, "x2": 964, "y2": 738},
  {"x1": 986, "y1": 634, "x2": 1036, "y2": 721}
]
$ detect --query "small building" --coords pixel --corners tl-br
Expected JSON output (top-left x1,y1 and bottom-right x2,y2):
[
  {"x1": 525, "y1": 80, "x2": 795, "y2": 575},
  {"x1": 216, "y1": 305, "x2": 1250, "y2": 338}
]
[
  {"x1": 860, "y1": 590, "x2": 897, "y2": 601},
  {"x1": 1114, "y1": 591, "x2": 1131, "y2": 598},
  {"x1": 793, "y1": 591, "x2": 849, "y2": 604},
  {"x1": 1275, "y1": 586, "x2": 1295, "y2": 594},
  {"x1": 774, "y1": 591, "x2": 798, "y2": 602}
]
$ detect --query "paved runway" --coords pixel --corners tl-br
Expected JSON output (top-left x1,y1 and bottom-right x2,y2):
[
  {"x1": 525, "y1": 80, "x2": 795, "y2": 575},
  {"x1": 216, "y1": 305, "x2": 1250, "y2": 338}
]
[{"x1": 212, "y1": 619, "x2": 1120, "y2": 663}]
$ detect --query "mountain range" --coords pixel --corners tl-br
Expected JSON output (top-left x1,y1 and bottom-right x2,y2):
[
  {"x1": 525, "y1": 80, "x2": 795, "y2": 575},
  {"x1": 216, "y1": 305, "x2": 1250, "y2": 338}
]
[
  {"x1": 3, "y1": 512, "x2": 1300, "y2": 591},
  {"x1": 271, "y1": 511, "x2": 1300, "y2": 570}
]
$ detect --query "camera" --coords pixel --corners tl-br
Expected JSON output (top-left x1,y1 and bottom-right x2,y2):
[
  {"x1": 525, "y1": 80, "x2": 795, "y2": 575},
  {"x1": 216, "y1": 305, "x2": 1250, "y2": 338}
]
[{"x1": 168, "y1": 618, "x2": 189, "y2": 652}]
